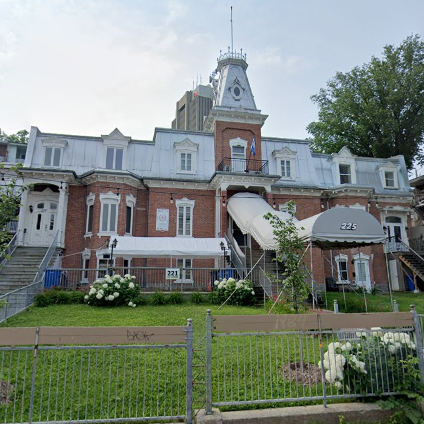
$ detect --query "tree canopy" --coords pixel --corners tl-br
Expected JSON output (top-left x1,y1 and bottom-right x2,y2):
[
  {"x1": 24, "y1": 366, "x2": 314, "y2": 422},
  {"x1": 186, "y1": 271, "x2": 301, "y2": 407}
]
[
  {"x1": 0, "y1": 129, "x2": 28, "y2": 144},
  {"x1": 307, "y1": 35, "x2": 424, "y2": 170}
]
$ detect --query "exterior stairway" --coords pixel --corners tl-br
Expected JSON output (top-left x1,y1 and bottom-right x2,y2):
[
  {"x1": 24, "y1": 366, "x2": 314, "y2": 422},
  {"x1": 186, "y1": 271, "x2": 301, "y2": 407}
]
[
  {"x1": 398, "y1": 252, "x2": 424, "y2": 282},
  {"x1": 0, "y1": 247, "x2": 50, "y2": 295},
  {"x1": 249, "y1": 249, "x2": 282, "y2": 305}
]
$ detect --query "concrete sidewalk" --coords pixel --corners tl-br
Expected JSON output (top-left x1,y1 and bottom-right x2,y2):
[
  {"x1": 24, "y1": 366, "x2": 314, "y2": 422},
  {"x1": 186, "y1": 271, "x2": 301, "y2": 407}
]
[{"x1": 196, "y1": 403, "x2": 392, "y2": 424}]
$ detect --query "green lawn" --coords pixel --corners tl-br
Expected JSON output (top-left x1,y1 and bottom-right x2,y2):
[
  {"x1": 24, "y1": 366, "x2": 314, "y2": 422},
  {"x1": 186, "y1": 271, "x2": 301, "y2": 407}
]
[
  {"x1": 0, "y1": 303, "x2": 267, "y2": 330},
  {"x1": 324, "y1": 291, "x2": 424, "y2": 314}
]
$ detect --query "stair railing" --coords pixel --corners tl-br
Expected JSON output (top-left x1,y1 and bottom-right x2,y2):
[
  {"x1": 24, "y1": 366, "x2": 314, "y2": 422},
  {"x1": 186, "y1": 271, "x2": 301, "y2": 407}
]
[
  {"x1": 258, "y1": 267, "x2": 273, "y2": 298},
  {"x1": 33, "y1": 231, "x2": 60, "y2": 283},
  {"x1": 225, "y1": 233, "x2": 247, "y2": 279},
  {"x1": 0, "y1": 231, "x2": 20, "y2": 269},
  {"x1": 387, "y1": 236, "x2": 424, "y2": 263}
]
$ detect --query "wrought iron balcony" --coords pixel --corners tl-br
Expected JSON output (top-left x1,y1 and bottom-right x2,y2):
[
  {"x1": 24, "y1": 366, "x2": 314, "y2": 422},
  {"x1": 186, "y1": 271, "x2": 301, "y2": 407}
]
[{"x1": 217, "y1": 158, "x2": 269, "y2": 175}]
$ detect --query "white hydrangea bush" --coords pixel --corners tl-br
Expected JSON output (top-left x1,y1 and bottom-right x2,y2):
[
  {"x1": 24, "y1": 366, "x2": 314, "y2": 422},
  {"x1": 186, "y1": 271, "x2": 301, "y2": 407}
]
[
  {"x1": 319, "y1": 328, "x2": 417, "y2": 394},
  {"x1": 213, "y1": 277, "x2": 255, "y2": 306},
  {"x1": 85, "y1": 274, "x2": 140, "y2": 307}
]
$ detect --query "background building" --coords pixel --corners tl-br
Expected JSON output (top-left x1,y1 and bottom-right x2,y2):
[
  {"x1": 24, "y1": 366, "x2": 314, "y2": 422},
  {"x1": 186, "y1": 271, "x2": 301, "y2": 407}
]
[{"x1": 171, "y1": 85, "x2": 213, "y2": 132}]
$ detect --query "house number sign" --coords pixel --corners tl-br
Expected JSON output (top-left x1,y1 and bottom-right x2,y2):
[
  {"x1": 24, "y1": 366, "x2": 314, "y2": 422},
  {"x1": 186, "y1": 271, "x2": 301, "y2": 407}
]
[
  {"x1": 165, "y1": 268, "x2": 180, "y2": 280},
  {"x1": 340, "y1": 222, "x2": 358, "y2": 230}
]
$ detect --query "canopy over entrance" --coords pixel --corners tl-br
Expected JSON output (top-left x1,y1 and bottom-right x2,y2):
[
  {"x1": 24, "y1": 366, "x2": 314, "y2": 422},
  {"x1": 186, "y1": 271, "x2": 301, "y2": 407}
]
[
  {"x1": 227, "y1": 192, "x2": 385, "y2": 250},
  {"x1": 109, "y1": 237, "x2": 228, "y2": 259},
  {"x1": 296, "y1": 207, "x2": 386, "y2": 249},
  {"x1": 227, "y1": 193, "x2": 294, "y2": 250}
]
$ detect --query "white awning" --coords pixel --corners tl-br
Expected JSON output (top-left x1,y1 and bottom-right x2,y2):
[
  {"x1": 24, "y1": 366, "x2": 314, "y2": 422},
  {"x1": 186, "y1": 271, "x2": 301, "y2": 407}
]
[
  {"x1": 296, "y1": 207, "x2": 386, "y2": 249},
  {"x1": 108, "y1": 237, "x2": 228, "y2": 258},
  {"x1": 227, "y1": 193, "x2": 296, "y2": 249},
  {"x1": 227, "y1": 192, "x2": 386, "y2": 250}
]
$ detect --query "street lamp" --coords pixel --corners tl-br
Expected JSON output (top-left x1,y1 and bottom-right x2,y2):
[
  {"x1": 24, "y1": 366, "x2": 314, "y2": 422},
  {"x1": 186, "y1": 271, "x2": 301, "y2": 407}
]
[
  {"x1": 220, "y1": 241, "x2": 226, "y2": 269},
  {"x1": 107, "y1": 238, "x2": 118, "y2": 276}
]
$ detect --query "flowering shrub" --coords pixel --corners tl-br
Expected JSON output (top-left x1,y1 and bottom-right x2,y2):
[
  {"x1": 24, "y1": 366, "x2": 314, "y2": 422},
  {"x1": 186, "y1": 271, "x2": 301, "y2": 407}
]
[
  {"x1": 213, "y1": 277, "x2": 255, "y2": 306},
  {"x1": 319, "y1": 329, "x2": 418, "y2": 394},
  {"x1": 84, "y1": 274, "x2": 140, "y2": 307}
]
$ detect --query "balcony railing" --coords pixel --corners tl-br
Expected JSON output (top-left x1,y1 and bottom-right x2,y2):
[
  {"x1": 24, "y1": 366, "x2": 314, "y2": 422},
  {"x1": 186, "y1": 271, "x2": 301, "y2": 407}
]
[{"x1": 217, "y1": 158, "x2": 269, "y2": 175}]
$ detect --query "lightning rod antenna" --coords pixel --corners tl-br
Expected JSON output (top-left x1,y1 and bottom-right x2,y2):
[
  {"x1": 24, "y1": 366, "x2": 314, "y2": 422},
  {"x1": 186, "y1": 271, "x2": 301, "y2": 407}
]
[{"x1": 230, "y1": 6, "x2": 234, "y2": 53}]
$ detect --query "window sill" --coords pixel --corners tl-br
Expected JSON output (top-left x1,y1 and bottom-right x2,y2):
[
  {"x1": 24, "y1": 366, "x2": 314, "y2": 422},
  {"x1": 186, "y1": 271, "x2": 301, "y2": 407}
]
[
  {"x1": 97, "y1": 232, "x2": 118, "y2": 238},
  {"x1": 176, "y1": 170, "x2": 196, "y2": 175}
]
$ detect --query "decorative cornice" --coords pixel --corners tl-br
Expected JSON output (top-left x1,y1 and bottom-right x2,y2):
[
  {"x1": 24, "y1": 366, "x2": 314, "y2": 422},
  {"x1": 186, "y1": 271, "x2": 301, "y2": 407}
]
[
  {"x1": 143, "y1": 179, "x2": 211, "y2": 190},
  {"x1": 210, "y1": 172, "x2": 280, "y2": 192}
]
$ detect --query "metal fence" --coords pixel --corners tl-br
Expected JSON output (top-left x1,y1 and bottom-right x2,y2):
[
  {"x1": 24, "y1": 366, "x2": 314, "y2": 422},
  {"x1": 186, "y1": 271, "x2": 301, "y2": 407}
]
[
  {"x1": 44, "y1": 267, "x2": 239, "y2": 292},
  {"x1": 0, "y1": 323, "x2": 193, "y2": 424},
  {"x1": 205, "y1": 309, "x2": 423, "y2": 412},
  {"x1": 0, "y1": 280, "x2": 44, "y2": 323}
]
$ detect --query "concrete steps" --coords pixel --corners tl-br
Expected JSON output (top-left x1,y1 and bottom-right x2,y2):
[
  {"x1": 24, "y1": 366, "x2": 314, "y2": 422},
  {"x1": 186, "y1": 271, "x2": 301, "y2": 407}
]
[{"x1": 0, "y1": 247, "x2": 55, "y2": 295}]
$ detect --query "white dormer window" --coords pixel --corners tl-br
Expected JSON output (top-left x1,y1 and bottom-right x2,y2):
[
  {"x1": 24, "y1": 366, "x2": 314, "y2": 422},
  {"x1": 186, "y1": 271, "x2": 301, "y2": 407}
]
[
  {"x1": 106, "y1": 148, "x2": 123, "y2": 170},
  {"x1": 174, "y1": 138, "x2": 199, "y2": 174},
  {"x1": 102, "y1": 128, "x2": 130, "y2": 171},
  {"x1": 378, "y1": 162, "x2": 399, "y2": 189},
  {"x1": 42, "y1": 138, "x2": 67, "y2": 168},
  {"x1": 281, "y1": 160, "x2": 291, "y2": 178},
  {"x1": 339, "y1": 164, "x2": 351, "y2": 184},
  {"x1": 272, "y1": 147, "x2": 296, "y2": 180},
  {"x1": 332, "y1": 147, "x2": 357, "y2": 185}
]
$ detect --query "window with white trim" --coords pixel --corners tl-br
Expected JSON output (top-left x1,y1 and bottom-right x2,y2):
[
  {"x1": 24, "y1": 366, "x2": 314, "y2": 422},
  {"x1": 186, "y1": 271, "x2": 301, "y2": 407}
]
[
  {"x1": 279, "y1": 202, "x2": 296, "y2": 215},
  {"x1": 335, "y1": 254, "x2": 349, "y2": 283},
  {"x1": 332, "y1": 147, "x2": 357, "y2": 185},
  {"x1": 229, "y1": 137, "x2": 248, "y2": 172},
  {"x1": 176, "y1": 198, "x2": 195, "y2": 237},
  {"x1": 339, "y1": 164, "x2": 351, "y2": 184},
  {"x1": 272, "y1": 147, "x2": 296, "y2": 180},
  {"x1": 41, "y1": 137, "x2": 67, "y2": 168},
  {"x1": 86, "y1": 193, "x2": 95, "y2": 235},
  {"x1": 177, "y1": 258, "x2": 193, "y2": 283},
  {"x1": 123, "y1": 258, "x2": 131, "y2": 275},
  {"x1": 44, "y1": 147, "x2": 62, "y2": 167},
  {"x1": 99, "y1": 192, "x2": 120, "y2": 235},
  {"x1": 174, "y1": 138, "x2": 198, "y2": 174},
  {"x1": 281, "y1": 160, "x2": 291, "y2": 178},
  {"x1": 97, "y1": 256, "x2": 112, "y2": 279},
  {"x1": 378, "y1": 162, "x2": 399, "y2": 189},
  {"x1": 125, "y1": 194, "x2": 136, "y2": 235},
  {"x1": 106, "y1": 147, "x2": 123, "y2": 170}
]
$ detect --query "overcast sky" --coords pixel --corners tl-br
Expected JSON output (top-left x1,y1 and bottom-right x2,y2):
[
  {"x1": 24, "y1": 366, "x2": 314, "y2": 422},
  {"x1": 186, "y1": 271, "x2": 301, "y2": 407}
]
[{"x1": 1, "y1": 0, "x2": 423, "y2": 144}]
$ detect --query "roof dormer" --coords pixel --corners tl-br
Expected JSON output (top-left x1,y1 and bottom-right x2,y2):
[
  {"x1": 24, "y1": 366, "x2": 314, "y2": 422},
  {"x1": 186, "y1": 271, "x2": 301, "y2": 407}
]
[{"x1": 331, "y1": 147, "x2": 357, "y2": 185}]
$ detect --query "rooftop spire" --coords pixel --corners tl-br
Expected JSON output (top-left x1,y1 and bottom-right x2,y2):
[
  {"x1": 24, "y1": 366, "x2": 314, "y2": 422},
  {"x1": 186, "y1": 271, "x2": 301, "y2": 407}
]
[{"x1": 230, "y1": 6, "x2": 234, "y2": 54}]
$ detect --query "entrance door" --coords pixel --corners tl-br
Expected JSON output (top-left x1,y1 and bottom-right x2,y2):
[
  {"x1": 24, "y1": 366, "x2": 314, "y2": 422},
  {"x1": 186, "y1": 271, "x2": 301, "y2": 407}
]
[
  {"x1": 385, "y1": 216, "x2": 407, "y2": 252},
  {"x1": 30, "y1": 202, "x2": 58, "y2": 245},
  {"x1": 354, "y1": 257, "x2": 371, "y2": 291}
]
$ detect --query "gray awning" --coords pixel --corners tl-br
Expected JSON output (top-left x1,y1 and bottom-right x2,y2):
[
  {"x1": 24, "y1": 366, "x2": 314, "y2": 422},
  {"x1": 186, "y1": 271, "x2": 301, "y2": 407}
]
[{"x1": 296, "y1": 207, "x2": 386, "y2": 249}]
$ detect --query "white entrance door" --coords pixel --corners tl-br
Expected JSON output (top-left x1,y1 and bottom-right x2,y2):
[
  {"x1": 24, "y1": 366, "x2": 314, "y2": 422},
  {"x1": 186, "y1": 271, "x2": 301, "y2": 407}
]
[
  {"x1": 30, "y1": 201, "x2": 58, "y2": 246},
  {"x1": 354, "y1": 257, "x2": 371, "y2": 292}
]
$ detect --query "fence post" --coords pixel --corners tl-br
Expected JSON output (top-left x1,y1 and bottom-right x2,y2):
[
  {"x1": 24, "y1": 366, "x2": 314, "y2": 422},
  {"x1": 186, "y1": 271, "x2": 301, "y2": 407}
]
[
  {"x1": 206, "y1": 309, "x2": 213, "y2": 415},
  {"x1": 410, "y1": 304, "x2": 424, "y2": 384},
  {"x1": 333, "y1": 300, "x2": 339, "y2": 314},
  {"x1": 393, "y1": 300, "x2": 399, "y2": 312},
  {"x1": 186, "y1": 318, "x2": 193, "y2": 424},
  {"x1": 28, "y1": 327, "x2": 40, "y2": 424}
]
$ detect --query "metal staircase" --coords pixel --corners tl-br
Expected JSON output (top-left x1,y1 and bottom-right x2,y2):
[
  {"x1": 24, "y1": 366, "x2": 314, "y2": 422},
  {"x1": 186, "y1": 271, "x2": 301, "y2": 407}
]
[{"x1": 388, "y1": 236, "x2": 424, "y2": 291}]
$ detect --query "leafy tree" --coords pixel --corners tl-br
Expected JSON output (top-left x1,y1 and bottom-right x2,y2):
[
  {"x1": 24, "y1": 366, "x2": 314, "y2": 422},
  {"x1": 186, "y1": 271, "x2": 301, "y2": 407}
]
[
  {"x1": 264, "y1": 201, "x2": 309, "y2": 313},
  {"x1": 0, "y1": 129, "x2": 29, "y2": 144},
  {"x1": 0, "y1": 163, "x2": 27, "y2": 258},
  {"x1": 307, "y1": 35, "x2": 424, "y2": 170}
]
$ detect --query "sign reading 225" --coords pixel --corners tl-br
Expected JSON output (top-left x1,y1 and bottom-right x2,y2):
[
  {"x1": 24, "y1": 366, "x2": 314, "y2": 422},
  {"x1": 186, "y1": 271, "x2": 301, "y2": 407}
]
[{"x1": 340, "y1": 222, "x2": 357, "y2": 230}]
